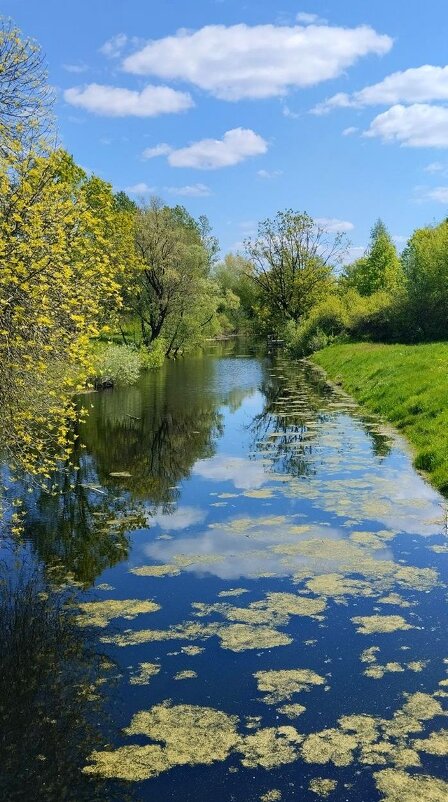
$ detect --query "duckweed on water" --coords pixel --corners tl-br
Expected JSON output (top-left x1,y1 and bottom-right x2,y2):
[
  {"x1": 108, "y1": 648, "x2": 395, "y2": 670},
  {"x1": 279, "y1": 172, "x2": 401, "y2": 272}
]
[
  {"x1": 180, "y1": 645, "x2": 204, "y2": 656},
  {"x1": 414, "y1": 729, "x2": 448, "y2": 756},
  {"x1": 174, "y1": 670, "x2": 197, "y2": 680},
  {"x1": 130, "y1": 662, "x2": 160, "y2": 686},
  {"x1": 77, "y1": 598, "x2": 161, "y2": 628},
  {"x1": 238, "y1": 726, "x2": 303, "y2": 769},
  {"x1": 260, "y1": 790, "x2": 281, "y2": 802},
  {"x1": 309, "y1": 778, "x2": 338, "y2": 798},
  {"x1": 351, "y1": 615, "x2": 413, "y2": 635},
  {"x1": 374, "y1": 769, "x2": 448, "y2": 802},
  {"x1": 218, "y1": 624, "x2": 293, "y2": 652},
  {"x1": 217, "y1": 588, "x2": 249, "y2": 597},
  {"x1": 277, "y1": 703, "x2": 307, "y2": 719},
  {"x1": 130, "y1": 564, "x2": 181, "y2": 577},
  {"x1": 254, "y1": 669, "x2": 326, "y2": 703}
]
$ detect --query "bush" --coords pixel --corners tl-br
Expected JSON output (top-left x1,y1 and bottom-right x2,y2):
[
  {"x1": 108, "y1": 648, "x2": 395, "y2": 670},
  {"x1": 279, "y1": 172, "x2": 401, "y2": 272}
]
[
  {"x1": 140, "y1": 338, "x2": 167, "y2": 370},
  {"x1": 91, "y1": 343, "x2": 142, "y2": 387},
  {"x1": 285, "y1": 296, "x2": 348, "y2": 356}
]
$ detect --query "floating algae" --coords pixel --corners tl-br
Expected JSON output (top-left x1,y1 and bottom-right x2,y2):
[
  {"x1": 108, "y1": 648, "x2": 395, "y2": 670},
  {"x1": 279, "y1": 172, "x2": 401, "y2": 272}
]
[
  {"x1": 218, "y1": 624, "x2": 293, "y2": 652},
  {"x1": 174, "y1": 670, "x2": 197, "y2": 680},
  {"x1": 193, "y1": 591, "x2": 325, "y2": 628},
  {"x1": 309, "y1": 778, "x2": 337, "y2": 797},
  {"x1": 277, "y1": 703, "x2": 307, "y2": 719},
  {"x1": 254, "y1": 669, "x2": 326, "y2": 704},
  {"x1": 101, "y1": 621, "x2": 214, "y2": 647},
  {"x1": 374, "y1": 769, "x2": 448, "y2": 802},
  {"x1": 260, "y1": 791, "x2": 281, "y2": 802},
  {"x1": 351, "y1": 615, "x2": 413, "y2": 635},
  {"x1": 414, "y1": 730, "x2": 448, "y2": 756},
  {"x1": 130, "y1": 662, "x2": 160, "y2": 686},
  {"x1": 217, "y1": 588, "x2": 249, "y2": 598},
  {"x1": 238, "y1": 726, "x2": 302, "y2": 769},
  {"x1": 301, "y1": 728, "x2": 358, "y2": 767},
  {"x1": 360, "y1": 646, "x2": 381, "y2": 664},
  {"x1": 77, "y1": 598, "x2": 161, "y2": 628},
  {"x1": 180, "y1": 645, "x2": 204, "y2": 656},
  {"x1": 130, "y1": 564, "x2": 181, "y2": 577},
  {"x1": 84, "y1": 702, "x2": 240, "y2": 781}
]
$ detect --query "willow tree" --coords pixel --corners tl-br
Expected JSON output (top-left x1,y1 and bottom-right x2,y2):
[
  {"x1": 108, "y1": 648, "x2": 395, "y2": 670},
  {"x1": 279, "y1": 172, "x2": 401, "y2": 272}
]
[{"x1": 244, "y1": 210, "x2": 347, "y2": 329}]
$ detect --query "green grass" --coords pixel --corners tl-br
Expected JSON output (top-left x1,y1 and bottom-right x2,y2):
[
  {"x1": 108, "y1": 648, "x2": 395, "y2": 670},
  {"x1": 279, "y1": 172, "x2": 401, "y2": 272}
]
[{"x1": 312, "y1": 342, "x2": 448, "y2": 494}]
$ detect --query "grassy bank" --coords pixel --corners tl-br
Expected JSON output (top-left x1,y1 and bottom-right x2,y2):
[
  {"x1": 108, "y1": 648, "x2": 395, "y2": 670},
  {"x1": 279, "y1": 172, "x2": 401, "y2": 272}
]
[{"x1": 312, "y1": 342, "x2": 448, "y2": 494}]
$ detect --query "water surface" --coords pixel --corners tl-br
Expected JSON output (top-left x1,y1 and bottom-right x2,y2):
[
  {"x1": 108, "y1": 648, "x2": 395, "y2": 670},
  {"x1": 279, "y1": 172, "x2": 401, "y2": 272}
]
[{"x1": 3, "y1": 343, "x2": 448, "y2": 801}]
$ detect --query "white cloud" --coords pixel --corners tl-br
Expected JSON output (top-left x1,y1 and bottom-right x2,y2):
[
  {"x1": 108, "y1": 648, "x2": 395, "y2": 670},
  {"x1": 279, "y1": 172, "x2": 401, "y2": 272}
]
[
  {"x1": 342, "y1": 126, "x2": 358, "y2": 136},
  {"x1": 424, "y1": 161, "x2": 446, "y2": 173},
  {"x1": 296, "y1": 12, "x2": 327, "y2": 25},
  {"x1": 282, "y1": 104, "x2": 300, "y2": 119},
  {"x1": 99, "y1": 33, "x2": 128, "y2": 58},
  {"x1": 166, "y1": 183, "x2": 212, "y2": 197},
  {"x1": 125, "y1": 182, "x2": 156, "y2": 194},
  {"x1": 257, "y1": 168, "x2": 283, "y2": 179},
  {"x1": 314, "y1": 64, "x2": 448, "y2": 114},
  {"x1": 122, "y1": 23, "x2": 392, "y2": 101},
  {"x1": 142, "y1": 143, "x2": 173, "y2": 159},
  {"x1": 151, "y1": 128, "x2": 268, "y2": 170},
  {"x1": 63, "y1": 63, "x2": 88, "y2": 74},
  {"x1": 149, "y1": 505, "x2": 207, "y2": 531},
  {"x1": 316, "y1": 217, "x2": 354, "y2": 233},
  {"x1": 193, "y1": 456, "x2": 269, "y2": 489},
  {"x1": 64, "y1": 83, "x2": 194, "y2": 117},
  {"x1": 365, "y1": 104, "x2": 448, "y2": 148},
  {"x1": 418, "y1": 186, "x2": 448, "y2": 203}
]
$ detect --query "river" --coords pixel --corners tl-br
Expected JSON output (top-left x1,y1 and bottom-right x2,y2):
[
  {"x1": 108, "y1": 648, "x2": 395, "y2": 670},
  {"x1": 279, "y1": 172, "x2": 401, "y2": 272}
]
[{"x1": 2, "y1": 341, "x2": 447, "y2": 802}]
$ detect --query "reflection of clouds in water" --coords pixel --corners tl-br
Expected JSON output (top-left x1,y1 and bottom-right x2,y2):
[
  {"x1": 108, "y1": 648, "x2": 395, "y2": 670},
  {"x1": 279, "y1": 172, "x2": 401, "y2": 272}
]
[
  {"x1": 193, "y1": 456, "x2": 270, "y2": 490},
  {"x1": 144, "y1": 517, "x2": 394, "y2": 581},
  {"x1": 149, "y1": 506, "x2": 207, "y2": 531}
]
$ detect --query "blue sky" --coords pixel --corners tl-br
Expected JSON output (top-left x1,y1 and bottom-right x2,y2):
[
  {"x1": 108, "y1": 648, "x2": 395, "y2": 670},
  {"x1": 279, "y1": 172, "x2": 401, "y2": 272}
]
[{"x1": 6, "y1": 0, "x2": 448, "y2": 257}]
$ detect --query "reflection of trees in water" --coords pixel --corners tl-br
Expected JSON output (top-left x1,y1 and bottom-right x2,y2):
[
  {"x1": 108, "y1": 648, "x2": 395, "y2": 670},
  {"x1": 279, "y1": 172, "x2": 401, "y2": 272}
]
[
  {"x1": 80, "y1": 358, "x2": 225, "y2": 508},
  {"x1": 250, "y1": 358, "x2": 392, "y2": 477},
  {"x1": 0, "y1": 550, "x2": 129, "y2": 802}
]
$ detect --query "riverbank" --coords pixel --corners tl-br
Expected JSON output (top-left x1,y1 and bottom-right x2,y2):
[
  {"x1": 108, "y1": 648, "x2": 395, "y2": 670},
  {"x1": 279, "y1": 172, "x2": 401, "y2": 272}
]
[{"x1": 312, "y1": 341, "x2": 448, "y2": 494}]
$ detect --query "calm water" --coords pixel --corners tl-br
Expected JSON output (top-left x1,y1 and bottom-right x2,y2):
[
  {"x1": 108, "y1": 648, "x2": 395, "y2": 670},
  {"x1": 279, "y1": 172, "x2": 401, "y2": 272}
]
[{"x1": 2, "y1": 342, "x2": 448, "y2": 802}]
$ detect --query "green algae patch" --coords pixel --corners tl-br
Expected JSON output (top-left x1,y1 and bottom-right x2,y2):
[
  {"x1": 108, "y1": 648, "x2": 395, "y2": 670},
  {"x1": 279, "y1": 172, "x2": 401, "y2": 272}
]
[
  {"x1": 217, "y1": 588, "x2": 249, "y2": 598},
  {"x1": 414, "y1": 729, "x2": 448, "y2": 756},
  {"x1": 309, "y1": 778, "x2": 337, "y2": 798},
  {"x1": 374, "y1": 768, "x2": 448, "y2": 802},
  {"x1": 174, "y1": 670, "x2": 197, "y2": 680},
  {"x1": 130, "y1": 662, "x2": 160, "y2": 686},
  {"x1": 254, "y1": 669, "x2": 326, "y2": 704},
  {"x1": 181, "y1": 645, "x2": 204, "y2": 656},
  {"x1": 130, "y1": 564, "x2": 181, "y2": 577},
  {"x1": 401, "y1": 692, "x2": 444, "y2": 721},
  {"x1": 101, "y1": 621, "x2": 214, "y2": 647},
  {"x1": 351, "y1": 615, "x2": 413, "y2": 635},
  {"x1": 244, "y1": 488, "x2": 275, "y2": 499},
  {"x1": 306, "y1": 573, "x2": 374, "y2": 601},
  {"x1": 77, "y1": 598, "x2": 161, "y2": 628},
  {"x1": 193, "y1": 591, "x2": 325, "y2": 628},
  {"x1": 260, "y1": 791, "x2": 281, "y2": 802},
  {"x1": 238, "y1": 726, "x2": 302, "y2": 768},
  {"x1": 301, "y1": 728, "x2": 358, "y2": 767},
  {"x1": 218, "y1": 624, "x2": 292, "y2": 652},
  {"x1": 277, "y1": 703, "x2": 307, "y2": 719},
  {"x1": 84, "y1": 702, "x2": 240, "y2": 781}
]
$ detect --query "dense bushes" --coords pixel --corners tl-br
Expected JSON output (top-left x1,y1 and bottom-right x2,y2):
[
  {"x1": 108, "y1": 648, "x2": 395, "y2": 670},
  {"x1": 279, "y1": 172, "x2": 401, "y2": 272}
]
[{"x1": 91, "y1": 341, "x2": 165, "y2": 387}]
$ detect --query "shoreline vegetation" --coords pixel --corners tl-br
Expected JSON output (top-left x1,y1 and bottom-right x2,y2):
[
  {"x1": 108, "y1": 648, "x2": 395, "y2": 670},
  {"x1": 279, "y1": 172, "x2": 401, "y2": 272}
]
[{"x1": 312, "y1": 342, "x2": 448, "y2": 495}]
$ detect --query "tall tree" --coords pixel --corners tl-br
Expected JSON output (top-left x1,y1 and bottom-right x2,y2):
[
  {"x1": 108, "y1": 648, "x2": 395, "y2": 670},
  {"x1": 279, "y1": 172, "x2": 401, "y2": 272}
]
[
  {"x1": 244, "y1": 210, "x2": 347, "y2": 328},
  {"x1": 402, "y1": 220, "x2": 448, "y2": 339},
  {"x1": 343, "y1": 219, "x2": 402, "y2": 296}
]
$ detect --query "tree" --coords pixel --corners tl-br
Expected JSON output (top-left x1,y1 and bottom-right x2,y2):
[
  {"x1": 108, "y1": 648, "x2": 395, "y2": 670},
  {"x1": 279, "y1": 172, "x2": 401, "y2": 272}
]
[
  {"x1": 127, "y1": 197, "x2": 219, "y2": 352},
  {"x1": 0, "y1": 148, "x2": 134, "y2": 496},
  {"x1": 0, "y1": 17, "x2": 54, "y2": 156},
  {"x1": 342, "y1": 219, "x2": 402, "y2": 296},
  {"x1": 244, "y1": 210, "x2": 347, "y2": 329},
  {"x1": 214, "y1": 253, "x2": 259, "y2": 331},
  {"x1": 402, "y1": 220, "x2": 448, "y2": 339}
]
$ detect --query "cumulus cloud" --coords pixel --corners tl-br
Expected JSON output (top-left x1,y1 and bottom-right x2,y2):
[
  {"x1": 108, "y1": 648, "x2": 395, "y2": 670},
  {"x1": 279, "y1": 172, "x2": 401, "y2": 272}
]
[
  {"x1": 122, "y1": 23, "x2": 392, "y2": 101},
  {"x1": 314, "y1": 64, "x2": 448, "y2": 114},
  {"x1": 149, "y1": 505, "x2": 207, "y2": 531},
  {"x1": 342, "y1": 126, "x2": 359, "y2": 136},
  {"x1": 316, "y1": 217, "x2": 354, "y2": 233},
  {"x1": 64, "y1": 83, "x2": 194, "y2": 117},
  {"x1": 257, "y1": 168, "x2": 283, "y2": 179},
  {"x1": 193, "y1": 456, "x2": 269, "y2": 489},
  {"x1": 166, "y1": 183, "x2": 212, "y2": 197},
  {"x1": 365, "y1": 103, "x2": 448, "y2": 148},
  {"x1": 124, "y1": 182, "x2": 156, "y2": 194},
  {"x1": 144, "y1": 128, "x2": 268, "y2": 170}
]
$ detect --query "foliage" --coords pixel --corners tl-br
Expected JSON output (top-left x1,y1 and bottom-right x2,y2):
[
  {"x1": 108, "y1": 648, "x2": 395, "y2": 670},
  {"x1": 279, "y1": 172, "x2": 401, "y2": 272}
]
[
  {"x1": 244, "y1": 210, "x2": 347, "y2": 330},
  {"x1": 214, "y1": 253, "x2": 259, "y2": 332},
  {"x1": 285, "y1": 295, "x2": 348, "y2": 356},
  {"x1": 342, "y1": 220, "x2": 403, "y2": 297},
  {"x1": 140, "y1": 338, "x2": 167, "y2": 369},
  {"x1": 313, "y1": 342, "x2": 448, "y2": 493},
  {"x1": 91, "y1": 343, "x2": 142, "y2": 387},
  {"x1": 125, "y1": 197, "x2": 220, "y2": 354},
  {"x1": 401, "y1": 220, "x2": 448, "y2": 340}
]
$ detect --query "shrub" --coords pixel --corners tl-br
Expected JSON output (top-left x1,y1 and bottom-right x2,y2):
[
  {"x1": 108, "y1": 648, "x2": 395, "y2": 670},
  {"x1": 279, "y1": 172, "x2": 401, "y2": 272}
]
[
  {"x1": 140, "y1": 338, "x2": 167, "y2": 370},
  {"x1": 91, "y1": 343, "x2": 142, "y2": 387},
  {"x1": 285, "y1": 296, "x2": 348, "y2": 356}
]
